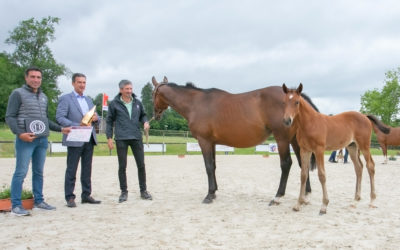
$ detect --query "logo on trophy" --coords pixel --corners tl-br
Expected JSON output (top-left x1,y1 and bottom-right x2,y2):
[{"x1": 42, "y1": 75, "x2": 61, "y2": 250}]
[
  {"x1": 29, "y1": 120, "x2": 46, "y2": 134},
  {"x1": 25, "y1": 118, "x2": 49, "y2": 137}
]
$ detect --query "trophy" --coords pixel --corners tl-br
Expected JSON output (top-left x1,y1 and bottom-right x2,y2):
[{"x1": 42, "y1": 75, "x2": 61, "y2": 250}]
[{"x1": 81, "y1": 106, "x2": 96, "y2": 126}]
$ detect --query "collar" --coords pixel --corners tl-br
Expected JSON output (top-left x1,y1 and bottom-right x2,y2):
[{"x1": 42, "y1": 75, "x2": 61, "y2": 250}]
[
  {"x1": 120, "y1": 95, "x2": 133, "y2": 104},
  {"x1": 23, "y1": 84, "x2": 41, "y2": 94},
  {"x1": 73, "y1": 90, "x2": 85, "y2": 98}
]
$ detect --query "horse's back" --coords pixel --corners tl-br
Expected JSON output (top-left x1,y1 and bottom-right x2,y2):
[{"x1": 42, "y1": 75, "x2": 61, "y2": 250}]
[{"x1": 189, "y1": 85, "x2": 288, "y2": 147}]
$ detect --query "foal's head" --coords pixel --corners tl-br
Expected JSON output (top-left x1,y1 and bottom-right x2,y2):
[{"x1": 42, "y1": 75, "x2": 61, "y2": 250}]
[
  {"x1": 152, "y1": 76, "x2": 169, "y2": 120},
  {"x1": 282, "y1": 83, "x2": 303, "y2": 127}
]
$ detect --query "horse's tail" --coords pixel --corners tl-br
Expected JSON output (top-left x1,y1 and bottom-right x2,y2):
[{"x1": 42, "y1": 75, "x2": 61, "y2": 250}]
[
  {"x1": 310, "y1": 153, "x2": 316, "y2": 171},
  {"x1": 367, "y1": 115, "x2": 390, "y2": 134}
]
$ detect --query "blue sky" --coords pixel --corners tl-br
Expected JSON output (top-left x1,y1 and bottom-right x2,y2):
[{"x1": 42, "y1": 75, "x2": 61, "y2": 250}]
[{"x1": 1, "y1": 0, "x2": 399, "y2": 114}]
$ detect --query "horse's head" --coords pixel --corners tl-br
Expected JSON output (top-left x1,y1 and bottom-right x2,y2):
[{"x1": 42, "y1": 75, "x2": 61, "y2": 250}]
[
  {"x1": 152, "y1": 76, "x2": 169, "y2": 120},
  {"x1": 282, "y1": 83, "x2": 303, "y2": 127}
]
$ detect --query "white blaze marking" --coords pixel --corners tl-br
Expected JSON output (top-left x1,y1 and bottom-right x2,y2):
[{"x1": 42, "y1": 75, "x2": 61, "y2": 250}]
[{"x1": 289, "y1": 94, "x2": 293, "y2": 99}]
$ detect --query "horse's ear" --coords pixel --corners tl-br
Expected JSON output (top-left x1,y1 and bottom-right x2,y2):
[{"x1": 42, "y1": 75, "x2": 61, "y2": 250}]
[
  {"x1": 296, "y1": 83, "x2": 303, "y2": 94},
  {"x1": 152, "y1": 76, "x2": 158, "y2": 87},
  {"x1": 282, "y1": 83, "x2": 288, "y2": 94},
  {"x1": 163, "y1": 76, "x2": 168, "y2": 83}
]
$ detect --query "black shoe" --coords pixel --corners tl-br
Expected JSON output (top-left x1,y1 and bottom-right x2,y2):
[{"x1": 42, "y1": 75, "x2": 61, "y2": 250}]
[
  {"x1": 329, "y1": 160, "x2": 337, "y2": 163},
  {"x1": 119, "y1": 191, "x2": 128, "y2": 203},
  {"x1": 67, "y1": 198, "x2": 76, "y2": 208},
  {"x1": 82, "y1": 196, "x2": 101, "y2": 204},
  {"x1": 140, "y1": 191, "x2": 152, "y2": 200}
]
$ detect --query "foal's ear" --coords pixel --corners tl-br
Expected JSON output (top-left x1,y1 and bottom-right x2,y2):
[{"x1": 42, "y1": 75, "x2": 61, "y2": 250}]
[
  {"x1": 163, "y1": 76, "x2": 168, "y2": 83},
  {"x1": 152, "y1": 76, "x2": 159, "y2": 87},
  {"x1": 296, "y1": 83, "x2": 303, "y2": 94},
  {"x1": 282, "y1": 83, "x2": 288, "y2": 94}
]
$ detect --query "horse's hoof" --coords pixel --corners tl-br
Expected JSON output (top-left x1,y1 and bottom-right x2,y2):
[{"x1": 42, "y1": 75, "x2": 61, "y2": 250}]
[
  {"x1": 202, "y1": 194, "x2": 216, "y2": 204},
  {"x1": 269, "y1": 199, "x2": 280, "y2": 206},
  {"x1": 202, "y1": 198, "x2": 213, "y2": 204},
  {"x1": 369, "y1": 204, "x2": 377, "y2": 208},
  {"x1": 319, "y1": 210, "x2": 327, "y2": 215},
  {"x1": 292, "y1": 206, "x2": 300, "y2": 212}
]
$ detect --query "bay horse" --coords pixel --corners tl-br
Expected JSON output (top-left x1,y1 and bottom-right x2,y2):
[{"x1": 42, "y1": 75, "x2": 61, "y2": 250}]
[
  {"x1": 151, "y1": 76, "x2": 317, "y2": 204},
  {"x1": 282, "y1": 83, "x2": 389, "y2": 214},
  {"x1": 367, "y1": 115, "x2": 397, "y2": 164}
]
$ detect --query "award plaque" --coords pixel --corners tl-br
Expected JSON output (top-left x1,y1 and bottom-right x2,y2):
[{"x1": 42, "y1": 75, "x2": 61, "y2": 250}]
[{"x1": 24, "y1": 118, "x2": 49, "y2": 137}]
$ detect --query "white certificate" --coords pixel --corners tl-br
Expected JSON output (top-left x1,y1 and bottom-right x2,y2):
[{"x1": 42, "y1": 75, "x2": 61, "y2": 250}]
[{"x1": 66, "y1": 126, "x2": 93, "y2": 142}]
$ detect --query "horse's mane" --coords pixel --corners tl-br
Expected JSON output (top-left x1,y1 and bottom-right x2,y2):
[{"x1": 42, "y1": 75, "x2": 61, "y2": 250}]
[
  {"x1": 301, "y1": 93, "x2": 319, "y2": 113},
  {"x1": 167, "y1": 82, "x2": 227, "y2": 93}
]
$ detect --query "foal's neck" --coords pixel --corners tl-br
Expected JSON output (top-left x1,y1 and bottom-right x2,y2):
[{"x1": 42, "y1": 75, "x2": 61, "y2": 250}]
[{"x1": 297, "y1": 97, "x2": 319, "y2": 124}]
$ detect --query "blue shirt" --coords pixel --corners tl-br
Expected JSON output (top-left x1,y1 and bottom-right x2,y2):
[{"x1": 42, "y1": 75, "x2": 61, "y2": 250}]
[{"x1": 74, "y1": 91, "x2": 89, "y2": 115}]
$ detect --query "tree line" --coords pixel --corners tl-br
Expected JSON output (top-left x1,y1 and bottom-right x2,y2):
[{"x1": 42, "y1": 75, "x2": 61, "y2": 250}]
[{"x1": 0, "y1": 16, "x2": 399, "y2": 130}]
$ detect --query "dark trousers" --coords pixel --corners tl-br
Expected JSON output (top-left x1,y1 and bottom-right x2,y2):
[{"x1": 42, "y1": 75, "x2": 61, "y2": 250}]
[
  {"x1": 116, "y1": 139, "x2": 147, "y2": 192},
  {"x1": 65, "y1": 139, "x2": 94, "y2": 201}
]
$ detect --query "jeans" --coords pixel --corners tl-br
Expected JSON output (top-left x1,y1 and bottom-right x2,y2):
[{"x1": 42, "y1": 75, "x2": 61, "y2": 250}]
[
  {"x1": 116, "y1": 139, "x2": 147, "y2": 192},
  {"x1": 328, "y1": 151, "x2": 336, "y2": 161},
  {"x1": 344, "y1": 149, "x2": 349, "y2": 163},
  {"x1": 11, "y1": 136, "x2": 48, "y2": 208}
]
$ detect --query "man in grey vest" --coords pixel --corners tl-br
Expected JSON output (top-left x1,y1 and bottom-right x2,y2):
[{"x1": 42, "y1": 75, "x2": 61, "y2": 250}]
[{"x1": 5, "y1": 66, "x2": 71, "y2": 216}]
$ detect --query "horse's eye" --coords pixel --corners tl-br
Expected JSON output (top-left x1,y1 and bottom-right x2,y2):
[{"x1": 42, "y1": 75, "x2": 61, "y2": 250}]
[{"x1": 295, "y1": 101, "x2": 299, "y2": 105}]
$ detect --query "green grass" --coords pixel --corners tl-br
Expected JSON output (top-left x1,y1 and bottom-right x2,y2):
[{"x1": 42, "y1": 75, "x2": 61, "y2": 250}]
[{"x1": 0, "y1": 126, "x2": 396, "y2": 158}]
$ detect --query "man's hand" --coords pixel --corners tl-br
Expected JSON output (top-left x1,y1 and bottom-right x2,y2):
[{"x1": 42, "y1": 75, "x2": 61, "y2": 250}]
[
  {"x1": 19, "y1": 133, "x2": 36, "y2": 142},
  {"x1": 92, "y1": 113, "x2": 99, "y2": 122},
  {"x1": 107, "y1": 138, "x2": 114, "y2": 150},
  {"x1": 61, "y1": 127, "x2": 72, "y2": 134},
  {"x1": 144, "y1": 122, "x2": 150, "y2": 130}
]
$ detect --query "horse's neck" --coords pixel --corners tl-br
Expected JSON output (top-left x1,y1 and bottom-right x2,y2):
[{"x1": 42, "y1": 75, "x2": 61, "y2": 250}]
[
  {"x1": 161, "y1": 86, "x2": 193, "y2": 119},
  {"x1": 297, "y1": 98, "x2": 319, "y2": 128}
]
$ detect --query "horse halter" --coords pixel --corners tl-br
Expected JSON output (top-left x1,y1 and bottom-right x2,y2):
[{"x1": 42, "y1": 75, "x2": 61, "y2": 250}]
[{"x1": 151, "y1": 83, "x2": 168, "y2": 120}]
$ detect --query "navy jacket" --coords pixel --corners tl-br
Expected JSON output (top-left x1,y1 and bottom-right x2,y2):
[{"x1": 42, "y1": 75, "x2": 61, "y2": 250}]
[{"x1": 106, "y1": 93, "x2": 148, "y2": 140}]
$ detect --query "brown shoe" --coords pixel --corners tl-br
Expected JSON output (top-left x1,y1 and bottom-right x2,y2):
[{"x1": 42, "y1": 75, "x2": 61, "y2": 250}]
[{"x1": 67, "y1": 199, "x2": 76, "y2": 208}]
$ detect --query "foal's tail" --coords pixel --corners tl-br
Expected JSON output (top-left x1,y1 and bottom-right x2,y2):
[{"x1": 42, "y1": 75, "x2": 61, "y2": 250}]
[
  {"x1": 367, "y1": 115, "x2": 390, "y2": 134},
  {"x1": 310, "y1": 154, "x2": 316, "y2": 171}
]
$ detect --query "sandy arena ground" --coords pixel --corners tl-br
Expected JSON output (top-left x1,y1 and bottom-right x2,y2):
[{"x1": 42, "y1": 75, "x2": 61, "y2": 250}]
[{"x1": 0, "y1": 155, "x2": 399, "y2": 249}]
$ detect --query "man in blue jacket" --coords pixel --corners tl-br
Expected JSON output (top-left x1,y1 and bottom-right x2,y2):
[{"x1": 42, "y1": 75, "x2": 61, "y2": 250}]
[
  {"x1": 56, "y1": 73, "x2": 101, "y2": 208},
  {"x1": 6, "y1": 66, "x2": 71, "y2": 216},
  {"x1": 106, "y1": 79, "x2": 152, "y2": 203}
]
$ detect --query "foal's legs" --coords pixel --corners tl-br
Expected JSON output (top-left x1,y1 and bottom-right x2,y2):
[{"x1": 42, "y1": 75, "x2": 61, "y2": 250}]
[
  {"x1": 291, "y1": 137, "x2": 312, "y2": 195},
  {"x1": 270, "y1": 137, "x2": 312, "y2": 206},
  {"x1": 198, "y1": 138, "x2": 217, "y2": 203},
  {"x1": 360, "y1": 148, "x2": 377, "y2": 208},
  {"x1": 347, "y1": 143, "x2": 363, "y2": 202},
  {"x1": 314, "y1": 148, "x2": 329, "y2": 214},
  {"x1": 293, "y1": 150, "x2": 312, "y2": 212}
]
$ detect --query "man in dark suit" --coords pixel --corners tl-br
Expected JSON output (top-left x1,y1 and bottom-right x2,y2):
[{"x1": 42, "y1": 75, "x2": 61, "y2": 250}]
[{"x1": 56, "y1": 73, "x2": 101, "y2": 208}]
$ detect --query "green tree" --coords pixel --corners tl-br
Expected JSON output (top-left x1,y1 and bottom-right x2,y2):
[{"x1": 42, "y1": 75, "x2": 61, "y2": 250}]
[
  {"x1": 92, "y1": 93, "x2": 104, "y2": 115},
  {"x1": 141, "y1": 82, "x2": 153, "y2": 118},
  {"x1": 0, "y1": 53, "x2": 24, "y2": 122},
  {"x1": 360, "y1": 68, "x2": 400, "y2": 126},
  {"x1": 5, "y1": 16, "x2": 68, "y2": 119}
]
